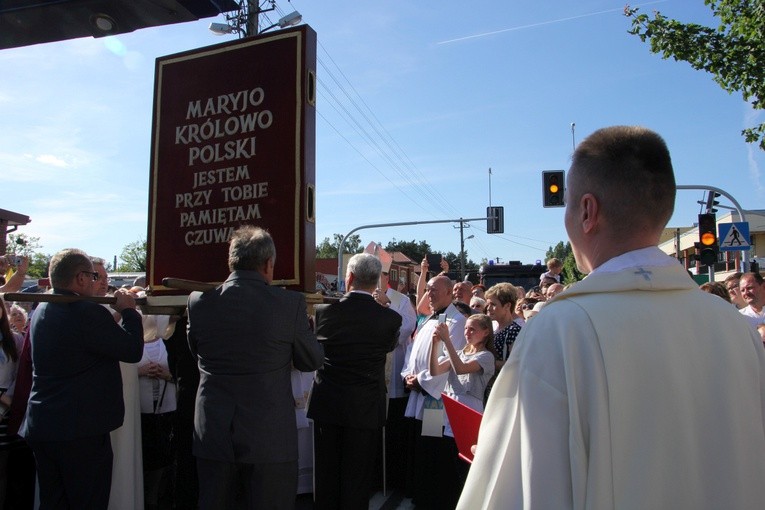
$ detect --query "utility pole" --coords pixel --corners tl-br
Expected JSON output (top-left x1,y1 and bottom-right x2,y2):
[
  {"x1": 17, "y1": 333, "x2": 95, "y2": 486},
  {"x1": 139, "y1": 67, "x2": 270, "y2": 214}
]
[
  {"x1": 336, "y1": 216, "x2": 489, "y2": 287},
  {"x1": 245, "y1": 0, "x2": 259, "y2": 36},
  {"x1": 459, "y1": 219, "x2": 466, "y2": 281},
  {"x1": 488, "y1": 168, "x2": 492, "y2": 208}
]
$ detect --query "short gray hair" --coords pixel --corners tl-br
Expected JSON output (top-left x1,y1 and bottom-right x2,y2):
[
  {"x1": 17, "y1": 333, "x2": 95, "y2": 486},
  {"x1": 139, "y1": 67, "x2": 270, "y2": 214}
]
[
  {"x1": 347, "y1": 253, "x2": 382, "y2": 288},
  {"x1": 50, "y1": 249, "x2": 92, "y2": 288},
  {"x1": 228, "y1": 225, "x2": 276, "y2": 271},
  {"x1": 470, "y1": 296, "x2": 486, "y2": 308}
]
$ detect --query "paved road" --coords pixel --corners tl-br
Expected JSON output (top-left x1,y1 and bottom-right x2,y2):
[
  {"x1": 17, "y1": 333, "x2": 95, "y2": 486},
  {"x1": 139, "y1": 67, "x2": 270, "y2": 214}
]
[{"x1": 296, "y1": 489, "x2": 415, "y2": 509}]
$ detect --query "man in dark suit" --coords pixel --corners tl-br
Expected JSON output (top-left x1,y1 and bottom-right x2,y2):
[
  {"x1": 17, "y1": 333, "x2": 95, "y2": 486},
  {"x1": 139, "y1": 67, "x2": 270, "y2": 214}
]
[
  {"x1": 22, "y1": 248, "x2": 144, "y2": 509},
  {"x1": 186, "y1": 225, "x2": 323, "y2": 509},
  {"x1": 307, "y1": 253, "x2": 402, "y2": 509}
]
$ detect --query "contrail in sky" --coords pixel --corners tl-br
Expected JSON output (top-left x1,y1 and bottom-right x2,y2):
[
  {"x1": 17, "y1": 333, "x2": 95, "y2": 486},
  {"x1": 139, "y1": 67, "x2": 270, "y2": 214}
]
[{"x1": 436, "y1": 1, "x2": 669, "y2": 45}]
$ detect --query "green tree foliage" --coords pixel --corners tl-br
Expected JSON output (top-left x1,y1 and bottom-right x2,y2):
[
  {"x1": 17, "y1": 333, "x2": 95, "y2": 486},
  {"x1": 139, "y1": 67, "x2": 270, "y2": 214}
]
[
  {"x1": 317, "y1": 236, "x2": 480, "y2": 274},
  {"x1": 316, "y1": 234, "x2": 362, "y2": 258},
  {"x1": 6, "y1": 233, "x2": 41, "y2": 257},
  {"x1": 545, "y1": 241, "x2": 569, "y2": 262},
  {"x1": 315, "y1": 238, "x2": 336, "y2": 259},
  {"x1": 6, "y1": 233, "x2": 49, "y2": 278},
  {"x1": 626, "y1": 2, "x2": 765, "y2": 149},
  {"x1": 28, "y1": 253, "x2": 51, "y2": 278},
  {"x1": 561, "y1": 254, "x2": 584, "y2": 285},
  {"x1": 546, "y1": 241, "x2": 584, "y2": 284},
  {"x1": 118, "y1": 239, "x2": 147, "y2": 272},
  {"x1": 384, "y1": 239, "x2": 432, "y2": 264},
  {"x1": 441, "y1": 251, "x2": 480, "y2": 274}
]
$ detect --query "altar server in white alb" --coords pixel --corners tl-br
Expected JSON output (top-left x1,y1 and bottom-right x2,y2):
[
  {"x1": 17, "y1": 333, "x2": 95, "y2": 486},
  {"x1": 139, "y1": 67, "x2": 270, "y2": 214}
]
[{"x1": 458, "y1": 125, "x2": 765, "y2": 509}]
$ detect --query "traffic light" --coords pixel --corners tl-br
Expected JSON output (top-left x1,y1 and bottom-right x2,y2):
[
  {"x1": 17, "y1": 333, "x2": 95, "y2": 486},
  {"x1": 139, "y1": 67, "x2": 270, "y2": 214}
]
[
  {"x1": 705, "y1": 192, "x2": 720, "y2": 213},
  {"x1": 487, "y1": 206, "x2": 504, "y2": 234},
  {"x1": 697, "y1": 213, "x2": 718, "y2": 266},
  {"x1": 542, "y1": 170, "x2": 565, "y2": 208}
]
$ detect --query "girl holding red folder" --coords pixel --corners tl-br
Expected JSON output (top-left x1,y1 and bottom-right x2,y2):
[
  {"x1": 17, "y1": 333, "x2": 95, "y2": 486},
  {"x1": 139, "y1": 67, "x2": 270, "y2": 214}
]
[{"x1": 429, "y1": 314, "x2": 496, "y2": 438}]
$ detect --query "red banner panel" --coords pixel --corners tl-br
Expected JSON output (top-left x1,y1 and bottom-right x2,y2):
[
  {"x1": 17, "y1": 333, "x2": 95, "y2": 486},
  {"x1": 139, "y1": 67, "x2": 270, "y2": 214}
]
[{"x1": 147, "y1": 25, "x2": 316, "y2": 294}]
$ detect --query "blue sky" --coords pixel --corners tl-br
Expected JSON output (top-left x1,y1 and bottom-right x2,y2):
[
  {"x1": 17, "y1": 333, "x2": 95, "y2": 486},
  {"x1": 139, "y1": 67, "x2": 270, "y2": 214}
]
[{"x1": 1, "y1": 0, "x2": 762, "y2": 269}]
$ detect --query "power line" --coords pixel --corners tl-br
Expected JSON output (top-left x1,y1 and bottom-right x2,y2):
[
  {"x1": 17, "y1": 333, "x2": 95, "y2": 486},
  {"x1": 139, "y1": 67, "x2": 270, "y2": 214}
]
[
  {"x1": 315, "y1": 108, "x2": 434, "y2": 217},
  {"x1": 315, "y1": 55, "x2": 459, "y2": 221},
  {"x1": 316, "y1": 45, "x2": 462, "y2": 219},
  {"x1": 277, "y1": 1, "x2": 462, "y2": 221}
]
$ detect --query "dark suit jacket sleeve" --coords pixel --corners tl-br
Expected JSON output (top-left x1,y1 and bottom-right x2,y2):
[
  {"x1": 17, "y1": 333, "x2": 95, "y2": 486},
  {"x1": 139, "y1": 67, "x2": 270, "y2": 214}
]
[
  {"x1": 387, "y1": 312, "x2": 403, "y2": 352},
  {"x1": 186, "y1": 292, "x2": 200, "y2": 358},
  {"x1": 292, "y1": 296, "x2": 324, "y2": 372},
  {"x1": 80, "y1": 304, "x2": 144, "y2": 363}
]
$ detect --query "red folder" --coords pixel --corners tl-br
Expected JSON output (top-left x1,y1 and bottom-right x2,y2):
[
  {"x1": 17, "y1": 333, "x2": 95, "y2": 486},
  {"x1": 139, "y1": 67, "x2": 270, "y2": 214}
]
[{"x1": 441, "y1": 393, "x2": 483, "y2": 464}]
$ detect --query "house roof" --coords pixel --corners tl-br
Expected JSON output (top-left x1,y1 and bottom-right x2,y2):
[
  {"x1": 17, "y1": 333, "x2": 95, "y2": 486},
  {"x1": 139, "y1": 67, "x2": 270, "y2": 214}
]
[
  {"x1": 0, "y1": 208, "x2": 30, "y2": 226},
  {"x1": 391, "y1": 251, "x2": 416, "y2": 265}
]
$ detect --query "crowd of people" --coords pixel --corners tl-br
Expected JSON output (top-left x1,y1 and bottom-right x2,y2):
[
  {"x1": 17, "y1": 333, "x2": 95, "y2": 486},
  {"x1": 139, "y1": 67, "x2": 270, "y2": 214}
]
[
  {"x1": 0, "y1": 125, "x2": 764, "y2": 509},
  {"x1": 1, "y1": 240, "x2": 593, "y2": 510}
]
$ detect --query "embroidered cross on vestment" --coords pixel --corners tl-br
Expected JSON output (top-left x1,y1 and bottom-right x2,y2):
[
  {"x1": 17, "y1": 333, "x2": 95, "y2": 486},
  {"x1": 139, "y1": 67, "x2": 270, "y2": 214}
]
[{"x1": 634, "y1": 268, "x2": 652, "y2": 281}]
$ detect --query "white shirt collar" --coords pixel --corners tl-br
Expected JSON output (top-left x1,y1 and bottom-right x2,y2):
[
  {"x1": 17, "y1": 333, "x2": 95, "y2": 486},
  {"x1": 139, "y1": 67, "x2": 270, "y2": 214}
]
[{"x1": 590, "y1": 246, "x2": 679, "y2": 275}]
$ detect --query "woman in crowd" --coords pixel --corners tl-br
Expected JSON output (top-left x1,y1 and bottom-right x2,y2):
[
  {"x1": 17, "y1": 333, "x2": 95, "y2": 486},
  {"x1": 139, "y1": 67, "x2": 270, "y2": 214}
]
[
  {"x1": 485, "y1": 283, "x2": 522, "y2": 363},
  {"x1": 430, "y1": 313, "x2": 496, "y2": 422},
  {"x1": 469, "y1": 296, "x2": 486, "y2": 314},
  {"x1": 483, "y1": 283, "x2": 523, "y2": 405},
  {"x1": 700, "y1": 281, "x2": 731, "y2": 303},
  {"x1": 0, "y1": 297, "x2": 22, "y2": 507},
  {"x1": 518, "y1": 297, "x2": 541, "y2": 321},
  {"x1": 471, "y1": 284, "x2": 486, "y2": 300},
  {"x1": 7, "y1": 305, "x2": 27, "y2": 336},
  {"x1": 429, "y1": 313, "x2": 496, "y2": 507}
]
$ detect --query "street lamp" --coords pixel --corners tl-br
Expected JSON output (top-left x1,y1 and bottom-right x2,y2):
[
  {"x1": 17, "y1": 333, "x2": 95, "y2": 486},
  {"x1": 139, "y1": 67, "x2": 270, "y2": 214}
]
[
  {"x1": 208, "y1": 3, "x2": 301, "y2": 37},
  {"x1": 459, "y1": 227, "x2": 474, "y2": 281},
  {"x1": 260, "y1": 11, "x2": 302, "y2": 32}
]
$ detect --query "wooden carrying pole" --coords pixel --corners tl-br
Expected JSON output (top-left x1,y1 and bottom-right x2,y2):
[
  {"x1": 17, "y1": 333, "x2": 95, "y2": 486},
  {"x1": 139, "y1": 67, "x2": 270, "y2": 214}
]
[
  {"x1": 1, "y1": 293, "x2": 147, "y2": 306},
  {"x1": 0, "y1": 278, "x2": 215, "y2": 314},
  {"x1": 2, "y1": 278, "x2": 328, "y2": 315}
]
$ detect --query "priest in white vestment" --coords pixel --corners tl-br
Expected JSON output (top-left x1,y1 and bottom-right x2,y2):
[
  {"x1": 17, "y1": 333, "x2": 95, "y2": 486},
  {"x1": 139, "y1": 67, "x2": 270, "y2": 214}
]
[
  {"x1": 458, "y1": 126, "x2": 765, "y2": 509},
  {"x1": 402, "y1": 274, "x2": 466, "y2": 506},
  {"x1": 402, "y1": 275, "x2": 466, "y2": 420}
]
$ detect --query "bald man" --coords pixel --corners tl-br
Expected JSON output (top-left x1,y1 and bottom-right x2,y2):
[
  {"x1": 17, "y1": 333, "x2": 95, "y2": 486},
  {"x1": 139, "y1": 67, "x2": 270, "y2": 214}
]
[{"x1": 401, "y1": 275, "x2": 466, "y2": 507}]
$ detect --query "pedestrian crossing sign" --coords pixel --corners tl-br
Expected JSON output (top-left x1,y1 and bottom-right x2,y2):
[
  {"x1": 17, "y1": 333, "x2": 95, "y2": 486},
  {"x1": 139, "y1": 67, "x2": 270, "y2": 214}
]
[{"x1": 718, "y1": 222, "x2": 750, "y2": 251}]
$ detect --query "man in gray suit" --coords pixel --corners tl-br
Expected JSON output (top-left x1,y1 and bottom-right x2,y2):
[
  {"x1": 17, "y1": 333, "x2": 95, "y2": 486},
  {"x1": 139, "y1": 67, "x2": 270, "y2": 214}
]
[{"x1": 187, "y1": 226, "x2": 323, "y2": 509}]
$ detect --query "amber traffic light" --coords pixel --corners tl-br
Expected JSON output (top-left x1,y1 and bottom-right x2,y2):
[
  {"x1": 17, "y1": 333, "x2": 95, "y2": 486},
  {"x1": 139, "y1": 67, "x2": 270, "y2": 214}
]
[
  {"x1": 542, "y1": 170, "x2": 565, "y2": 208},
  {"x1": 697, "y1": 213, "x2": 718, "y2": 266}
]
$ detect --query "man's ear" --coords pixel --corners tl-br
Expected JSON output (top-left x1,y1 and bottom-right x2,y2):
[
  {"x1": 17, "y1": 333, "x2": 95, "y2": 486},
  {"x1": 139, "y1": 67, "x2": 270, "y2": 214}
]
[
  {"x1": 346, "y1": 272, "x2": 355, "y2": 289},
  {"x1": 263, "y1": 257, "x2": 275, "y2": 283},
  {"x1": 580, "y1": 193, "x2": 599, "y2": 234}
]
